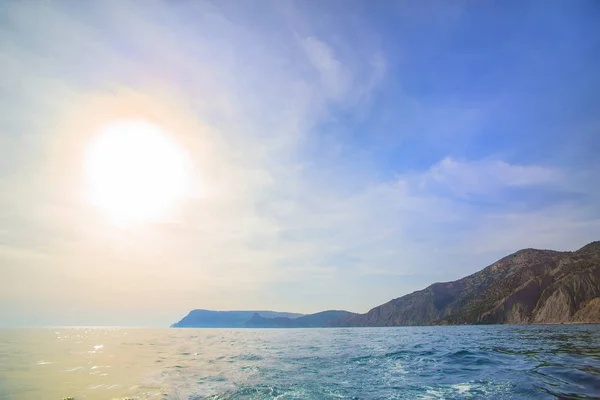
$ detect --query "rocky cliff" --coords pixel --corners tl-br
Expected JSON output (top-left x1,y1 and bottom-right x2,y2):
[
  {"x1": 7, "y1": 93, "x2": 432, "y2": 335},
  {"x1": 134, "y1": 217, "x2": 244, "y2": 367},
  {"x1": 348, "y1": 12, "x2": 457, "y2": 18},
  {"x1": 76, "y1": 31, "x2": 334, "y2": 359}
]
[{"x1": 338, "y1": 241, "x2": 600, "y2": 326}]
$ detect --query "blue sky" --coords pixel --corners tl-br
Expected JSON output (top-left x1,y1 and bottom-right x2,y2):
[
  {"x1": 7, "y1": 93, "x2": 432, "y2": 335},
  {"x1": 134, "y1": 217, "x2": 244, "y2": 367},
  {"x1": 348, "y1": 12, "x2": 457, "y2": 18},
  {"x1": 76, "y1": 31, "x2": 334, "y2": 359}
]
[{"x1": 0, "y1": 0, "x2": 599, "y2": 326}]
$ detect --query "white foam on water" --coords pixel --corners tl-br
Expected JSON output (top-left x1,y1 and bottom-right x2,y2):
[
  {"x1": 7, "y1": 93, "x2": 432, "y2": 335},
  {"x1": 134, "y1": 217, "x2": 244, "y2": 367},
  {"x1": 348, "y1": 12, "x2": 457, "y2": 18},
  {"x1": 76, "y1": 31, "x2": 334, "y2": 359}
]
[
  {"x1": 452, "y1": 383, "x2": 471, "y2": 394},
  {"x1": 422, "y1": 387, "x2": 444, "y2": 399}
]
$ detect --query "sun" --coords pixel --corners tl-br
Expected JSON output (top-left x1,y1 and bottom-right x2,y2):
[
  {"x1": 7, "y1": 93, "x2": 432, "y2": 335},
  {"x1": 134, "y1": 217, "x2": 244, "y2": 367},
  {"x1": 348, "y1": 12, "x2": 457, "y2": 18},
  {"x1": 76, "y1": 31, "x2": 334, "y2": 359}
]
[{"x1": 84, "y1": 120, "x2": 190, "y2": 226}]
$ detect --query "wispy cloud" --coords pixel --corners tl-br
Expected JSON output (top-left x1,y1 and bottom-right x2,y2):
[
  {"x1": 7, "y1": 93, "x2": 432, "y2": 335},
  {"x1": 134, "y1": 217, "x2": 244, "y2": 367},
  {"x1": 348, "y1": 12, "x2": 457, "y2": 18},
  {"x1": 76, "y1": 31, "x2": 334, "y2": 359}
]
[
  {"x1": 412, "y1": 157, "x2": 565, "y2": 197},
  {"x1": 302, "y1": 36, "x2": 351, "y2": 101}
]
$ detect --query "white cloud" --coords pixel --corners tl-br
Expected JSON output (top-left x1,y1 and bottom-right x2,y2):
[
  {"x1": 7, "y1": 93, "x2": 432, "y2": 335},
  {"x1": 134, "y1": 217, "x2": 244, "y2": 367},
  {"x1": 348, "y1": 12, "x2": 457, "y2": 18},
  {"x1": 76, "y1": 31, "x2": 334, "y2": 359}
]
[
  {"x1": 253, "y1": 156, "x2": 598, "y2": 298},
  {"x1": 411, "y1": 157, "x2": 565, "y2": 197}
]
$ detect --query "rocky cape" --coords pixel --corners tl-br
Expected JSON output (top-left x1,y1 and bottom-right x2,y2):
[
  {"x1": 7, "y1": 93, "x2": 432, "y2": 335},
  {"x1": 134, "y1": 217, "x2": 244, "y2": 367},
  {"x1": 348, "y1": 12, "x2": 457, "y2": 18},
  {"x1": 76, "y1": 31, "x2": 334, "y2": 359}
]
[
  {"x1": 172, "y1": 241, "x2": 600, "y2": 328},
  {"x1": 171, "y1": 309, "x2": 358, "y2": 328},
  {"x1": 171, "y1": 310, "x2": 304, "y2": 328}
]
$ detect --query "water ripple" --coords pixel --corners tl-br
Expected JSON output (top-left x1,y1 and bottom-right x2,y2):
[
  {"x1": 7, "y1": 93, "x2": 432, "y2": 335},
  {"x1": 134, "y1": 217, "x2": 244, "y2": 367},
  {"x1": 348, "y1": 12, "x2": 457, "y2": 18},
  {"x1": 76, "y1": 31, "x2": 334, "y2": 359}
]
[{"x1": 0, "y1": 325, "x2": 599, "y2": 399}]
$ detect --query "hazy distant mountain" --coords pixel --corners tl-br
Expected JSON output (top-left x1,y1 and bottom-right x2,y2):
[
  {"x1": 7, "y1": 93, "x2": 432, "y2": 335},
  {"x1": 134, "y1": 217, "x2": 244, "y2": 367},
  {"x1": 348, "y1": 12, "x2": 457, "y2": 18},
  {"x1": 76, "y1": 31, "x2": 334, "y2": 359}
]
[
  {"x1": 171, "y1": 310, "x2": 304, "y2": 328},
  {"x1": 245, "y1": 310, "x2": 357, "y2": 328},
  {"x1": 336, "y1": 241, "x2": 600, "y2": 326}
]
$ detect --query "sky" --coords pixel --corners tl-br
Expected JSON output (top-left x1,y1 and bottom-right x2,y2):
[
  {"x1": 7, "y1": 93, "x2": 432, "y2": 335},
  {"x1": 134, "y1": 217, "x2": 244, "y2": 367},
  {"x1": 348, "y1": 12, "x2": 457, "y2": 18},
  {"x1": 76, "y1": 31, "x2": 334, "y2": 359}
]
[{"x1": 1, "y1": 0, "x2": 599, "y2": 327}]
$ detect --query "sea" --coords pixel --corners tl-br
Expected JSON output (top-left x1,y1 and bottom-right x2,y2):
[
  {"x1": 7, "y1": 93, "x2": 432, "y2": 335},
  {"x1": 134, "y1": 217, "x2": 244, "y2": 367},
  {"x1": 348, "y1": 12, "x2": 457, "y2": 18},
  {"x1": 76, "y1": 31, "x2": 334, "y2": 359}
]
[{"x1": 0, "y1": 325, "x2": 599, "y2": 400}]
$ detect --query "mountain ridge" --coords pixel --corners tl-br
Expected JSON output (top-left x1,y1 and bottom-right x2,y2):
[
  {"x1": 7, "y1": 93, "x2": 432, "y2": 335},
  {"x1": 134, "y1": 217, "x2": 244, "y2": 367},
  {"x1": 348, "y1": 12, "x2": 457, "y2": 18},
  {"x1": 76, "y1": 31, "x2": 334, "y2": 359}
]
[
  {"x1": 171, "y1": 241, "x2": 600, "y2": 328},
  {"x1": 336, "y1": 241, "x2": 600, "y2": 326}
]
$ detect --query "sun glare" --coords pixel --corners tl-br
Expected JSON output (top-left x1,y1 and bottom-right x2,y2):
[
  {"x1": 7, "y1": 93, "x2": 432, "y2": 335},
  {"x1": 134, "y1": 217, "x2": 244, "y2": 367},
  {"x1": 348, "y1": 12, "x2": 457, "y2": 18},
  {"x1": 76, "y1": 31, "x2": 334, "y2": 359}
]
[{"x1": 84, "y1": 120, "x2": 190, "y2": 226}]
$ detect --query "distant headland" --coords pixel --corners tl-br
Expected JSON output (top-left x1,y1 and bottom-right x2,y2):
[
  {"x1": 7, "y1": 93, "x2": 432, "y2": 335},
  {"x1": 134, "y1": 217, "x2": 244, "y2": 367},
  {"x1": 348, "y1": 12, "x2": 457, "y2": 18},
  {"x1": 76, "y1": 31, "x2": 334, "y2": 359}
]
[{"x1": 172, "y1": 241, "x2": 600, "y2": 328}]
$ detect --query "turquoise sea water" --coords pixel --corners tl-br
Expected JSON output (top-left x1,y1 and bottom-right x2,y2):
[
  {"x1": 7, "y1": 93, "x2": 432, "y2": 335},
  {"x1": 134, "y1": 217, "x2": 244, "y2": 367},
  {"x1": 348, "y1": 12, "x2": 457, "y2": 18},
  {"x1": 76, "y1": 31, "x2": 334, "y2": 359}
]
[{"x1": 1, "y1": 325, "x2": 599, "y2": 399}]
